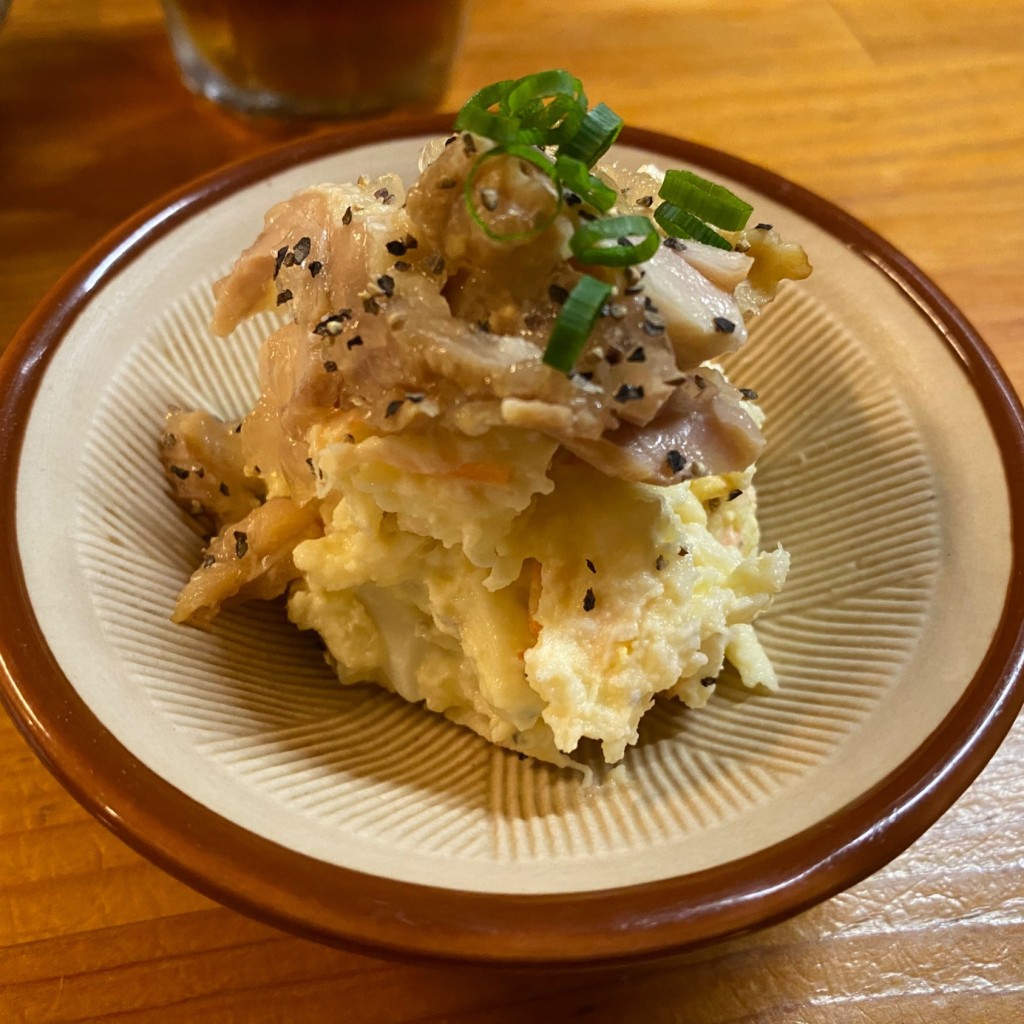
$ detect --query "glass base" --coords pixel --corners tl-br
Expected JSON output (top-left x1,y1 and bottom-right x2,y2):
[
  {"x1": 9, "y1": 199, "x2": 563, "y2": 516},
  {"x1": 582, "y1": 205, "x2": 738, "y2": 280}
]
[{"x1": 162, "y1": 1, "x2": 457, "y2": 120}]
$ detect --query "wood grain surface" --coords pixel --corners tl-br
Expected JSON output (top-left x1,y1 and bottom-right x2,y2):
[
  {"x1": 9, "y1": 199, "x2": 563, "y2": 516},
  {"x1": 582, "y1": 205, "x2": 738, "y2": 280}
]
[{"x1": 1, "y1": 0, "x2": 1022, "y2": 1020}]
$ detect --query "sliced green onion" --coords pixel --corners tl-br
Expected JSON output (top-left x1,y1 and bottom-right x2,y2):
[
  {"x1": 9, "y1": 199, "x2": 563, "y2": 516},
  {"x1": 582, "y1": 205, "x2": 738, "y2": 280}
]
[
  {"x1": 503, "y1": 70, "x2": 587, "y2": 146},
  {"x1": 517, "y1": 94, "x2": 585, "y2": 146},
  {"x1": 658, "y1": 169, "x2": 753, "y2": 230},
  {"x1": 555, "y1": 154, "x2": 617, "y2": 213},
  {"x1": 463, "y1": 144, "x2": 562, "y2": 242},
  {"x1": 453, "y1": 79, "x2": 520, "y2": 144},
  {"x1": 503, "y1": 70, "x2": 586, "y2": 116},
  {"x1": 543, "y1": 275, "x2": 612, "y2": 373},
  {"x1": 559, "y1": 103, "x2": 623, "y2": 167},
  {"x1": 654, "y1": 201, "x2": 733, "y2": 250},
  {"x1": 569, "y1": 215, "x2": 660, "y2": 267}
]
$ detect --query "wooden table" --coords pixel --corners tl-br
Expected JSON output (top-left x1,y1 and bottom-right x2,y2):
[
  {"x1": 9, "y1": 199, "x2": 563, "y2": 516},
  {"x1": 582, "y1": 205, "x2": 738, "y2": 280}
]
[{"x1": 2, "y1": 1, "x2": 1022, "y2": 1019}]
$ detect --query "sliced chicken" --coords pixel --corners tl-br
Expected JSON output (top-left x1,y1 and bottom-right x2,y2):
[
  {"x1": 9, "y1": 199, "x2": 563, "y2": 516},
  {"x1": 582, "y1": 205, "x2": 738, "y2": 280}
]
[
  {"x1": 161, "y1": 409, "x2": 265, "y2": 534},
  {"x1": 172, "y1": 498, "x2": 322, "y2": 624},
  {"x1": 640, "y1": 244, "x2": 749, "y2": 366},
  {"x1": 559, "y1": 366, "x2": 764, "y2": 484}
]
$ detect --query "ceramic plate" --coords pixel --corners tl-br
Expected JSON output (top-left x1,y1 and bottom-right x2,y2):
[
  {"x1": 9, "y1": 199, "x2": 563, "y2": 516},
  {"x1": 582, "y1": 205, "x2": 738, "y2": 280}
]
[{"x1": 2, "y1": 117, "x2": 1023, "y2": 965}]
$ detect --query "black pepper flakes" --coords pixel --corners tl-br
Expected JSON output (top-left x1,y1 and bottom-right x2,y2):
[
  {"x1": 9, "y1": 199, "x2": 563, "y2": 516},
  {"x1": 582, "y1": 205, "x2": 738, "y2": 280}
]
[
  {"x1": 313, "y1": 311, "x2": 351, "y2": 336},
  {"x1": 324, "y1": 360, "x2": 338, "y2": 372},
  {"x1": 385, "y1": 399, "x2": 404, "y2": 418},
  {"x1": 728, "y1": 488, "x2": 743, "y2": 501},
  {"x1": 306, "y1": 457, "x2": 315, "y2": 475},
  {"x1": 273, "y1": 245, "x2": 288, "y2": 278},
  {"x1": 655, "y1": 554, "x2": 667, "y2": 571},
  {"x1": 548, "y1": 283, "x2": 569, "y2": 305},
  {"x1": 373, "y1": 186, "x2": 390, "y2": 201},
  {"x1": 462, "y1": 132, "x2": 477, "y2": 154},
  {"x1": 219, "y1": 482, "x2": 230, "y2": 496},
  {"x1": 195, "y1": 467, "x2": 205, "y2": 478},
  {"x1": 713, "y1": 316, "x2": 736, "y2": 334},
  {"x1": 678, "y1": 546, "x2": 689, "y2": 557},
  {"x1": 755, "y1": 222, "x2": 773, "y2": 231},
  {"x1": 346, "y1": 334, "x2": 364, "y2": 349},
  {"x1": 694, "y1": 374, "x2": 707, "y2": 390},
  {"x1": 577, "y1": 209, "x2": 597, "y2": 222},
  {"x1": 627, "y1": 346, "x2": 646, "y2": 363},
  {"x1": 624, "y1": 266, "x2": 645, "y2": 294},
  {"x1": 635, "y1": 195, "x2": 654, "y2": 208},
  {"x1": 663, "y1": 236, "x2": 686, "y2": 251},
  {"x1": 276, "y1": 289, "x2": 293, "y2": 305},
  {"x1": 362, "y1": 296, "x2": 381, "y2": 315},
  {"x1": 666, "y1": 450, "x2": 686, "y2": 473},
  {"x1": 564, "y1": 191, "x2": 582, "y2": 207},
  {"x1": 404, "y1": 234, "x2": 419, "y2": 250},
  {"x1": 386, "y1": 239, "x2": 407, "y2": 256},
  {"x1": 393, "y1": 260, "x2": 411, "y2": 272},
  {"x1": 642, "y1": 318, "x2": 665, "y2": 336},
  {"x1": 202, "y1": 554, "x2": 216, "y2": 569},
  {"x1": 605, "y1": 348, "x2": 623, "y2": 366},
  {"x1": 583, "y1": 588, "x2": 596, "y2": 612},
  {"x1": 292, "y1": 237, "x2": 311, "y2": 264},
  {"x1": 377, "y1": 274, "x2": 395, "y2": 297},
  {"x1": 342, "y1": 206, "x2": 353, "y2": 225},
  {"x1": 308, "y1": 260, "x2": 323, "y2": 278},
  {"x1": 233, "y1": 531, "x2": 249, "y2": 559},
  {"x1": 170, "y1": 465, "x2": 190, "y2": 480},
  {"x1": 586, "y1": 559, "x2": 596, "y2": 574},
  {"x1": 406, "y1": 392, "x2": 425, "y2": 403},
  {"x1": 614, "y1": 383, "x2": 645, "y2": 403},
  {"x1": 739, "y1": 387, "x2": 759, "y2": 400},
  {"x1": 700, "y1": 676, "x2": 716, "y2": 688}
]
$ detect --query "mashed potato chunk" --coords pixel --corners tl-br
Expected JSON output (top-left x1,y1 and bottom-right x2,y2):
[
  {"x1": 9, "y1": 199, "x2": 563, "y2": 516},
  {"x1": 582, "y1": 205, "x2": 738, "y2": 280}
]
[{"x1": 284, "y1": 429, "x2": 786, "y2": 769}]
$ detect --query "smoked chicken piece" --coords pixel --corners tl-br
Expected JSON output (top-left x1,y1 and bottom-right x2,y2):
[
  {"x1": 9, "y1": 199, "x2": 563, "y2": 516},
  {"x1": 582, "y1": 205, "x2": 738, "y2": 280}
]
[{"x1": 172, "y1": 498, "x2": 322, "y2": 624}]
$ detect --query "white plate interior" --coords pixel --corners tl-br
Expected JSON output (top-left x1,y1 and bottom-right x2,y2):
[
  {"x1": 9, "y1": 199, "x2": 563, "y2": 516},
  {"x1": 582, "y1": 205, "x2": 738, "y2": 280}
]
[{"x1": 16, "y1": 137, "x2": 1011, "y2": 894}]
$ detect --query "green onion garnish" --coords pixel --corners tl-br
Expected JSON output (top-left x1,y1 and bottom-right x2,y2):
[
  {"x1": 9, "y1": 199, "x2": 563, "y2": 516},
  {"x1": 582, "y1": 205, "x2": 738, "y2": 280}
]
[
  {"x1": 503, "y1": 69, "x2": 585, "y2": 114},
  {"x1": 503, "y1": 70, "x2": 587, "y2": 146},
  {"x1": 453, "y1": 79, "x2": 521, "y2": 144},
  {"x1": 569, "y1": 215, "x2": 660, "y2": 267},
  {"x1": 542, "y1": 274, "x2": 612, "y2": 373},
  {"x1": 463, "y1": 144, "x2": 563, "y2": 242},
  {"x1": 554, "y1": 154, "x2": 617, "y2": 213},
  {"x1": 658, "y1": 169, "x2": 753, "y2": 231},
  {"x1": 453, "y1": 72, "x2": 761, "y2": 373},
  {"x1": 558, "y1": 103, "x2": 623, "y2": 167},
  {"x1": 654, "y1": 201, "x2": 733, "y2": 250}
]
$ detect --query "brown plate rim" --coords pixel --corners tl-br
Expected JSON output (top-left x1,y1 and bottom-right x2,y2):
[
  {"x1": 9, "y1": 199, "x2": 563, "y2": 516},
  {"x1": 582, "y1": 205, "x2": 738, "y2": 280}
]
[{"x1": 1, "y1": 115, "x2": 1023, "y2": 967}]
